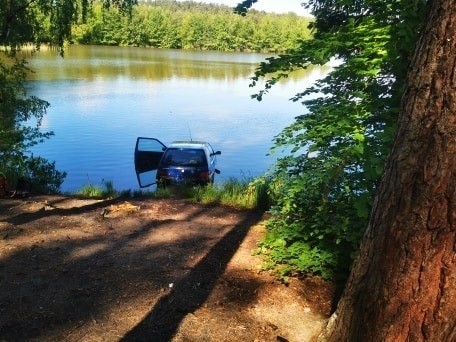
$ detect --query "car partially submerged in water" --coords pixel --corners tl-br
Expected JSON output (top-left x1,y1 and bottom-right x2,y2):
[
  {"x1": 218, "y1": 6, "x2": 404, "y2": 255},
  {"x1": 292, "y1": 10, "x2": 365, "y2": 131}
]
[{"x1": 134, "y1": 138, "x2": 221, "y2": 188}]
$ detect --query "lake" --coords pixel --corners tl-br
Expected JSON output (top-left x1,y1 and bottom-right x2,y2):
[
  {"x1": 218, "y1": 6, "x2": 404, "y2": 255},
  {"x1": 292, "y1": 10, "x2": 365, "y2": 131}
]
[{"x1": 25, "y1": 45, "x2": 326, "y2": 192}]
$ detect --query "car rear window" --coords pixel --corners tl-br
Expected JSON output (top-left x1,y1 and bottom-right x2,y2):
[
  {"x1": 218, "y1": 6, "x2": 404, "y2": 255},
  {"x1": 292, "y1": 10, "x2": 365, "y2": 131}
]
[{"x1": 160, "y1": 148, "x2": 207, "y2": 167}]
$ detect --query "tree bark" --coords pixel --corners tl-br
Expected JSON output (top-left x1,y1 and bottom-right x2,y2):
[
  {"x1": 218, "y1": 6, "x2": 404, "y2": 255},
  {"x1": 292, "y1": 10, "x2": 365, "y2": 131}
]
[{"x1": 321, "y1": 0, "x2": 456, "y2": 340}]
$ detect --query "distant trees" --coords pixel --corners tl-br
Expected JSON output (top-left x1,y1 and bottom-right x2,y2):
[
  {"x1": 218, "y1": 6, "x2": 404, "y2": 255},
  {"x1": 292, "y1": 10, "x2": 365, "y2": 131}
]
[{"x1": 71, "y1": 1, "x2": 313, "y2": 53}]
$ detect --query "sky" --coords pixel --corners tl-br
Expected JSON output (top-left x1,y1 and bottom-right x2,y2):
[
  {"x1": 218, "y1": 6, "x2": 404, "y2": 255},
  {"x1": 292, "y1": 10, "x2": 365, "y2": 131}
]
[{"x1": 176, "y1": 0, "x2": 310, "y2": 16}]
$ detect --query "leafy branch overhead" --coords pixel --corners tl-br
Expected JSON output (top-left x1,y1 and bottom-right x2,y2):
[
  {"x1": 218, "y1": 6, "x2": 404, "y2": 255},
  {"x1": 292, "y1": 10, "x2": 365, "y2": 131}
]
[
  {"x1": 0, "y1": 0, "x2": 137, "y2": 53},
  {"x1": 247, "y1": 0, "x2": 427, "y2": 279},
  {"x1": 234, "y1": 0, "x2": 258, "y2": 15},
  {"x1": 0, "y1": 0, "x2": 136, "y2": 192}
]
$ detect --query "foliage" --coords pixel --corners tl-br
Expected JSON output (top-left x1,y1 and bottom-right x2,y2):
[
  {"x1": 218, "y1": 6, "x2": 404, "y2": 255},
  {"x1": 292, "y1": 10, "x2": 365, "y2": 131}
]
[
  {"x1": 0, "y1": 57, "x2": 66, "y2": 193},
  {"x1": 234, "y1": 0, "x2": 258, "y2": 16},
  {"x1": 71, "y1": 1, "x2": 313, "y2": 53},
  {"x1": 0, "y1": 0, "x2": 137, "y2": 53},
  {"x1": 190, "y1": 176, "x2": 273, "y2": 210},
  {"x1": 246, "y1": 0, "x2": 427, "y2": 280},
  {"x1": 76, "y1": 184, "x2": 106, "y2": 198},
  {"x1": 0, "y1": 0, "x2": 136, "y2": 193},
  {"x1": 75, "y1": 180, "x2": 117, "y2": 198}
]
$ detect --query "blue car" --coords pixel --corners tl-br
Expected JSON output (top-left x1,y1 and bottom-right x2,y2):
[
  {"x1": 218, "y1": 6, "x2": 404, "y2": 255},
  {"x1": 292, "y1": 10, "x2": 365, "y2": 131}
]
[{"x1": 134, "y1": 138, "x2": 221, "y2": 188}]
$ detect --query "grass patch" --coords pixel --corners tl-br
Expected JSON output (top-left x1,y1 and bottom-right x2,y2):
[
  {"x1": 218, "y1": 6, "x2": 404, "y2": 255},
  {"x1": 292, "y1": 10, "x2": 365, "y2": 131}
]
[
  {"x1": 191, "y1": 177, "x2": 272, "y2": 210},
  {"x1": 73, "y1": 176, "x2": 274, "y2": 211},
  {"x1": 75, "y1": 180, "x2": 117, "y2": 198}
]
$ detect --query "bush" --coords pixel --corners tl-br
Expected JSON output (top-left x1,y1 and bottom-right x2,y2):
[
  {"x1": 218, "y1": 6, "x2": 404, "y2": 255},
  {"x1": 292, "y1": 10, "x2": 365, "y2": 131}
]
[{"x1": 256, "y1": 168, "x2": 367, "y2": 281}]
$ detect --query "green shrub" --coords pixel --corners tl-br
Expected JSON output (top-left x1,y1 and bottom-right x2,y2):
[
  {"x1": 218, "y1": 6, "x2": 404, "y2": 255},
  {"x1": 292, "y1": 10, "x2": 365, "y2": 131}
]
[{"x1": 256, "y1": 166, "x2": 368, "y2": 281}]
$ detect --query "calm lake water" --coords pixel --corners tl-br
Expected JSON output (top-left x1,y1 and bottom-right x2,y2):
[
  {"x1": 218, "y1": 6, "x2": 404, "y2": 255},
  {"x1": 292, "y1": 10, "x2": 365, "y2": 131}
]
[{"x1": 25, "y1": 45, "x2": 327, "y2": 192}]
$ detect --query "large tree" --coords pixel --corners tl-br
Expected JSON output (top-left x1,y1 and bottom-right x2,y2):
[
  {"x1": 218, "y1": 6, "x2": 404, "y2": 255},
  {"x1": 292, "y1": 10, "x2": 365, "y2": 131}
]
[
  {"x1": 321, "y1": 0, "x2": 456, "y2": 339},
  {"x1": 239, "y1": 0, "x2": 456, "y2": 341}
]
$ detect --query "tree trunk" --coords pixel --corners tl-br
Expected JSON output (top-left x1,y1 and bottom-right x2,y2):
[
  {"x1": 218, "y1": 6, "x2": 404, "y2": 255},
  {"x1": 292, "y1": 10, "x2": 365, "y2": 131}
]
[{"x1": 321, "y1": 0, "x2": 456, "y2": 340}]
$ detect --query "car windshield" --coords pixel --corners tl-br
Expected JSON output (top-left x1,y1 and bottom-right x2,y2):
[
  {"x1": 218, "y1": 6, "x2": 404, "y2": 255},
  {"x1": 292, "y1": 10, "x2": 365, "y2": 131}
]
[{"x1": 160, "y1": 148, "x2": 207, "y2": 167}]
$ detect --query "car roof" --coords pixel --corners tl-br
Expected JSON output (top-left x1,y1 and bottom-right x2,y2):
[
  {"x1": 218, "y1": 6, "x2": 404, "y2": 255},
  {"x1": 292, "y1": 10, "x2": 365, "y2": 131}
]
[{"x1": 168, "y1": 141, "x2": 209, "y2": 149}]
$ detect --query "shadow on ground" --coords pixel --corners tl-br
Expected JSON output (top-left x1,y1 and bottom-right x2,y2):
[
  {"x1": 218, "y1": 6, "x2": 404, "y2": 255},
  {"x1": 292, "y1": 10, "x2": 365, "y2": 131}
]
[
  {"x1": 122, "y1": 210, "x2": 258, "y2": 341},
  {"x1": 0, "y1": 195, "x2": 264, "y2": 341}
]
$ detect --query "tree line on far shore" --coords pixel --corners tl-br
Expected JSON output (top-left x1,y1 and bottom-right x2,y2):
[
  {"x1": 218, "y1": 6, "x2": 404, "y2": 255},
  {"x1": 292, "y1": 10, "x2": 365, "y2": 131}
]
[{"x1": 70, "y1": 1, "x2": 313, "y2": 53}]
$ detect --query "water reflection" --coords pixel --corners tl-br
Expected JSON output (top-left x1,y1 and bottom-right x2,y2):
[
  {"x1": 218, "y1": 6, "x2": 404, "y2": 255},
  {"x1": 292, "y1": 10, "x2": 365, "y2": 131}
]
[
  {"x1": 25, "y1": 45, "x2": 271, "y2": 81},
  {"x1": 25, "y1": 45, "x2": 327, "y2": 82},
  {"x1": 24, "y1": 45, "x2": 326, "y2": 192}
]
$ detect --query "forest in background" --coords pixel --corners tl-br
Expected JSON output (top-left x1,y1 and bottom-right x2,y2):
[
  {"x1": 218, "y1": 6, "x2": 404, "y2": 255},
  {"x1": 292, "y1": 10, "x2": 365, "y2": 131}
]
[{"x1": 70, "y1": 0, "x2": 313, "y2": 53}]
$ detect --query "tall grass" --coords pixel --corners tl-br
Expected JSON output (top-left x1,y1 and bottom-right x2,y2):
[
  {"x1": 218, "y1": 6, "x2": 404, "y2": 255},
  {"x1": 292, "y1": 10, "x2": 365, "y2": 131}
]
[
  {"x1": 191, "y1": 177, "x2": 272, "y2": 210},
  {"x1": 73, "y1": 177, "x2": 275, "y2": 211},
  {"x1": 75, "y1": 180, "x2": 117, "y2": 198}
]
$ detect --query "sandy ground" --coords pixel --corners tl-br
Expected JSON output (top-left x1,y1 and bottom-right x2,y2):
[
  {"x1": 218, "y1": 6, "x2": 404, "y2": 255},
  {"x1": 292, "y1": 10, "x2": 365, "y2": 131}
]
[{"x1": 0, "y1": 195, "x2": 335, "y2": 341}]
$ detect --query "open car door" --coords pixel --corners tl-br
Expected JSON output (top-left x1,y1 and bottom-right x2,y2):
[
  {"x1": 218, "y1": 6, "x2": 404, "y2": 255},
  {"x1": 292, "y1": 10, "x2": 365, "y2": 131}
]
[{"x1": 134, "y1": 137, "x2": 166, "y2": 188}]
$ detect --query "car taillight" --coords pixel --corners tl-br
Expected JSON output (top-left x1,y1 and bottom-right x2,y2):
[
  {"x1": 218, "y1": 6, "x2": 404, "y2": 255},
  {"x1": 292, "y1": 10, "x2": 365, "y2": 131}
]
[{"x1": 199, "y1": 171, "x2": 210, "y2": 180}]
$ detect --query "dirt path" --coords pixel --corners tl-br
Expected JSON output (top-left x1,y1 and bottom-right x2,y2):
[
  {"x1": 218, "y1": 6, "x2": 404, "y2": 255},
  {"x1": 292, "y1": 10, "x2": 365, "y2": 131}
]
[{"x1": 0, "y1": 195, "x2": 335, "y2": 341}]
